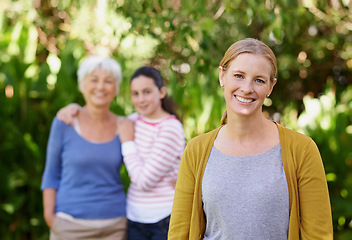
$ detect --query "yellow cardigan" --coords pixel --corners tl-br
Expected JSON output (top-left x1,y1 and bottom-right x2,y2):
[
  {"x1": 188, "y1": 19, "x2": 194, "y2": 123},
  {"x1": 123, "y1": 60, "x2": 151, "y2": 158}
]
[{"x1": 168, "y1": 123, "x2": 333, "y2": 240}]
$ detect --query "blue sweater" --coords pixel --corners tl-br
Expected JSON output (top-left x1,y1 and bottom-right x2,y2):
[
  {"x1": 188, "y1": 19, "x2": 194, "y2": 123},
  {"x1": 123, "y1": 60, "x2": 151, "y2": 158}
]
[{"x1": 41, "y1": 117, "x2": 126, "y2": 219}]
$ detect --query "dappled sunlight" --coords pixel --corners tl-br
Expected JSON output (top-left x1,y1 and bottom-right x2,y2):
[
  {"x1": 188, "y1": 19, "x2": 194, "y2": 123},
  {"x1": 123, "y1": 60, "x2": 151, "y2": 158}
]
[
  {"x1": 5, "y1": 85, "x2": 14, "y2": 98},
  {"x1": 298, "y1": 95, "x2": 321, "y2": 129},
  {"x1": 120, "y1": 34, "x2": 159, "y2": 60},
  {"x1": 263, "y1": 97, "x2": 272, "y2": 107},
  {"x1": 171, "y1": 63, "x2": 191, "y2": 74},
  {"x1": 346, "y1": 125, "x2": 352, "y2": 135},
  {"x1": 183, "y1": 96, "x2": 214, "y2": 140},
  {"x1": 1, "y1": 0, "x2": 352, "y2": 238},
  {"x1": 46, "y1": 74, "x2": 57, "y2": 90},
  {"x1": 24, "y1": 25, "x2": 38, "y2": 63},
  {"x1": 46, "y1": 53, "x2": 61, "y2": 75},
  {"x1": 326, "y1": 172, "x2": 337, "y2": 182}
]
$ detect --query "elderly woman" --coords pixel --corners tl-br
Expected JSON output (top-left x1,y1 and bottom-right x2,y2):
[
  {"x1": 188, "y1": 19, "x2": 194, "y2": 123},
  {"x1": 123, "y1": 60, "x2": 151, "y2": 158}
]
[{"x1": 41, "y1": 56, "x2": 127, "y2": 240}]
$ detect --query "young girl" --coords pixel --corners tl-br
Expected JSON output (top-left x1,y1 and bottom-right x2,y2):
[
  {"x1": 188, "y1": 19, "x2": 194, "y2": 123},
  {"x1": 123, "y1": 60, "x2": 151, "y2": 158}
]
[
  {"x1": 168, "y1": 38, "x2": 333, "y2": 240},
  {"x1": 58, "y1": 66, "x2": 185, "y2": 240}
]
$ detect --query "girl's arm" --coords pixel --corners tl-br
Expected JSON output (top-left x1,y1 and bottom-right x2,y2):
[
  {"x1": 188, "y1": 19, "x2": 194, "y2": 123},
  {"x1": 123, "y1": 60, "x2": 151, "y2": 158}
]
[
  {"x1": 56, "y1": 103, "x2": 82, "y2": 125},
  {"x1": 120, "y1": 119, "x2": 185, "y2": 191}
]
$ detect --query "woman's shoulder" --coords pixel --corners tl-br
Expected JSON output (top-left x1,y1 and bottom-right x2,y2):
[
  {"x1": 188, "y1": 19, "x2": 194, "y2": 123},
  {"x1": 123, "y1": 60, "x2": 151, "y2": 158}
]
[
  {"x1": 276, "y1": 122, "x2": 315, "y2": 146},
  {"x1": 186, "y1": 127, "x2": 221, "y2": 147},
  {"x1": 52, "y1": 116, "x2": 71, "y2": 128},
  {"x1": 49, "y1": 117, "x2": 75, "y2": 138}
]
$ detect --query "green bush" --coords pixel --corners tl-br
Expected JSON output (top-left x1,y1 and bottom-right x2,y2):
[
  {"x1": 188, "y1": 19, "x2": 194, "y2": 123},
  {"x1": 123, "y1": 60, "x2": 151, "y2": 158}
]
[
  {"x1": 282, "y1": 83, "x2": 352, "y2": 239},
  {"x1": 1, "y1": 0, "x2": 351, "y2": 239}
]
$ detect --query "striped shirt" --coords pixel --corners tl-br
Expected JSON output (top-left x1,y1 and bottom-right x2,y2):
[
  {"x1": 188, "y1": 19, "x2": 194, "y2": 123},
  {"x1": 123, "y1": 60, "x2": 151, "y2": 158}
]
[{"x1": 122, "y1": 113, "x2": 185, "y2": 223}]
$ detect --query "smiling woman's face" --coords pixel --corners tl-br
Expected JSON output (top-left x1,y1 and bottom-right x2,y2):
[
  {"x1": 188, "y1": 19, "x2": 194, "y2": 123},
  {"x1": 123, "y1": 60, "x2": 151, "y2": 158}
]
[
  {"x1": 219, "y1": 53, "x2": 276, "y2": 117},
  {"x1": 81, "y1": 68, "x2": 117, "y2": 108}
]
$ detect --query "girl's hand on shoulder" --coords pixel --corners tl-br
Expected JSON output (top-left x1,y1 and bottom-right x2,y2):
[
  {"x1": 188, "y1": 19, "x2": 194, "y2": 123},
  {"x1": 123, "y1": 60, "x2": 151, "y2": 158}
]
[
  {"x1": 117, "y1": 117, "x2": 135, "y2": 143},
  {"x1": 57, "y1": 103, "x2": 81, "y2": 125}
]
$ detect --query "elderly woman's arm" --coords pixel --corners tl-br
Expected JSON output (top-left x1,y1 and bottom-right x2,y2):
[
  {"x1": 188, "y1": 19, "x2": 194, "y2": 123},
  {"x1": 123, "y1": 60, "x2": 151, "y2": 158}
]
[
  {"x1": 43, "y1": 189, "x2": 57, "y2": 228},
  {"x1": 41, "y1": 118, "x2": 64, "y2": 228}
]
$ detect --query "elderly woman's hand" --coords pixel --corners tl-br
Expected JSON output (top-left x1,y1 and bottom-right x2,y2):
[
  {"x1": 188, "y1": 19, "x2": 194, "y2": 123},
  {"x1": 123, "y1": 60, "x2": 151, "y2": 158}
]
[
  {"x1": 117, "y1": 117, "x2": 135, "y2": 143},
  {"x1": 57, "y1": 103, "x2": 81, "y2": 125},
  {"x1": 44, "y1": 212, "x2": 56, "y2": 229}
]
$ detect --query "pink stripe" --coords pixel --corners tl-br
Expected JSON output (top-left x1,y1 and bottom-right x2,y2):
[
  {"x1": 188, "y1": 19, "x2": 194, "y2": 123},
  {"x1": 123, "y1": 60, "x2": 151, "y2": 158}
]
[
  {"x1": 154, "y1": 138, "x2": 184, "y2": 150},
  {"x1": 151, "y1": 148, "x2": 180, "y2": 162},
  {"x1": 138, "y1": 115, "x2": 177, "y2": 126},
  {"x1": 122, "y1": 115, "x2": 184, "y2": 192},
  {"x1": 153, "y1": 143, "x2": 181, "y2": 156}
]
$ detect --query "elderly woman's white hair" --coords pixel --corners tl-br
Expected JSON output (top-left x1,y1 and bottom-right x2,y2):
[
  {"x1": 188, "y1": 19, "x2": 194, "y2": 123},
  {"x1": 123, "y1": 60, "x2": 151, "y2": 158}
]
[{"x1": 77, "y1": 55, "x2": 122, "y2": 94}]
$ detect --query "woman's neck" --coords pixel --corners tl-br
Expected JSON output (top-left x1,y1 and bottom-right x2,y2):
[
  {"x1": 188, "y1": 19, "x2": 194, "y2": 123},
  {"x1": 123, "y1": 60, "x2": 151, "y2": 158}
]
[
  {"x1": 77, "y1": 105, "x2": 117, "y2": 143},
  {"x1": 215, "y1": 113, "x2": 279, "y2": 156},
  {"x1": 223, "y1": 113, "x2": 271, "y2": 143},
  {"x1": 81, "y1": 105, "x2": 111, "y2": 123}
]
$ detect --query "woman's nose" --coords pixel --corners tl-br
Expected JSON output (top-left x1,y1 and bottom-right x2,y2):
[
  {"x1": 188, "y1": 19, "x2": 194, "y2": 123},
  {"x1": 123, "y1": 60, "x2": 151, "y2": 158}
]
[
  {"x1": 138, "y1": 94, "x2": 145, "y2": 102},
  {"x1": 240, "y1": 81, "x2": 254, "y2": 94},
  {"x1": 97, "y1": 80, "x2": 105, "y2": 89}
]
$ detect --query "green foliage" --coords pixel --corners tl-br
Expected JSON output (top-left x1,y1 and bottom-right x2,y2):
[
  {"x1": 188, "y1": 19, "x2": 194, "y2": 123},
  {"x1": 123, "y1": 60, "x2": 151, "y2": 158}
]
[
  {"x1": 0, "y1": 0, "x2": 351, "y2": 239},
  {"x1": 282, "y1": 83, "x2": 352, "y2": 238}
]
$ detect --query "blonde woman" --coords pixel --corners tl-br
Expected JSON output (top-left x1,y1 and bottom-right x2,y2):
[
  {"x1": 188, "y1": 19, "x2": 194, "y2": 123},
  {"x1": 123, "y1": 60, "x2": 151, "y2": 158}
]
[{"x1": 168, "y1": 38, "x2": 333, "y2": 240}]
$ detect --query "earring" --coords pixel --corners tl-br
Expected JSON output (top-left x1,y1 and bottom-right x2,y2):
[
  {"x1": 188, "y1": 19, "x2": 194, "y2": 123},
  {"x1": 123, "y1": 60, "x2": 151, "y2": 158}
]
[
  {"x1": 266, "y1": 94, "x2": 270, "y2": 97},
  {"x1": 221, "y1": 84, "x2": 224, "y2": 87}
]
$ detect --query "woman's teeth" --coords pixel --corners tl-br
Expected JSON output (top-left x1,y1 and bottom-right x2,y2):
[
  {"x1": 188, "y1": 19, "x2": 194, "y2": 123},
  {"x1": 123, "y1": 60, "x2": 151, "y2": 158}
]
[{"x1": 235, "y1": 95, "x2": 253, "y2": 103}]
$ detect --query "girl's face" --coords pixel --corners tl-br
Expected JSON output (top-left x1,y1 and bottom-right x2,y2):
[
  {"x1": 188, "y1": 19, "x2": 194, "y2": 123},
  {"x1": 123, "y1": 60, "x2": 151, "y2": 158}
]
[
  {"x1": 219, "y1": 53, "x2": 276, "y2": 118},
  {"x1": 130, "y1": 75, "x2": 167, "y2": 119},
  {"x1": 81, "y1": 69, "x2": 117, "y2": 108}
]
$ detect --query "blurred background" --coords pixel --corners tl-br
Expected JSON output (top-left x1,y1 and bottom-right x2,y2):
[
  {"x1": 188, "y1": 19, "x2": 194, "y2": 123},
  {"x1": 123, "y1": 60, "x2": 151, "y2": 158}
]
[{"x1": 0, "y1": 0, "x2": 351, "y2": 239}]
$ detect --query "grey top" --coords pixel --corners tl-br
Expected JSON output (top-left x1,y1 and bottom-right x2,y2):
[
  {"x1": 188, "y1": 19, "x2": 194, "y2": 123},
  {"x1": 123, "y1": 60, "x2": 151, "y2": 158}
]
[{"x1": 202, "y1": 144, "x2": 289, "y2": 240}]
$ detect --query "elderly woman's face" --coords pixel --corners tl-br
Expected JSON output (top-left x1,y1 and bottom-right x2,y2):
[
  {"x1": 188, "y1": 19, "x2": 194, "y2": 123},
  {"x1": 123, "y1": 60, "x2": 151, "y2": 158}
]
[{"x1": 81, "y1": 68, "x2": 118, "y2": 108}]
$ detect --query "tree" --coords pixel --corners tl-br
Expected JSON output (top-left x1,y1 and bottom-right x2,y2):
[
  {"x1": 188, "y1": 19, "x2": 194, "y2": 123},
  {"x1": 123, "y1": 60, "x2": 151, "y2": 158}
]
[{"x1": 0, "y1": 0, "x2": 351, "y2": 238}]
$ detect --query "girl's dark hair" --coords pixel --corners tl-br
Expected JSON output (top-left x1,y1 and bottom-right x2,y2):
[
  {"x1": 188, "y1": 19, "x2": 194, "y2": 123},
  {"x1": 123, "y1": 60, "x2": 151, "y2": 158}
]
[{"x1": 130, "y1": 67, "x2": 179, "y2": 119}]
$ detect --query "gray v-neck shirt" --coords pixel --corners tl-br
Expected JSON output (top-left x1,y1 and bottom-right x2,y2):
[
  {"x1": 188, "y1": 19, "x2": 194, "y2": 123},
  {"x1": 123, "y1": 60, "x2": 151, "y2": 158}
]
[{"x1": 202, "y1": 144, "x2": 289, "y2": 240}]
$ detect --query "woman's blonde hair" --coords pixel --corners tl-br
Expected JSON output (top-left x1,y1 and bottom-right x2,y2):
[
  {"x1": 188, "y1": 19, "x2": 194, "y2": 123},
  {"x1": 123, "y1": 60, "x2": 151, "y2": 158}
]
[
  {"x1": 219, "y1": 38, "x2": 277, "y2": 124},
  {"x1": 219, "y1": 38, "x2": 277, "y2": 83}
]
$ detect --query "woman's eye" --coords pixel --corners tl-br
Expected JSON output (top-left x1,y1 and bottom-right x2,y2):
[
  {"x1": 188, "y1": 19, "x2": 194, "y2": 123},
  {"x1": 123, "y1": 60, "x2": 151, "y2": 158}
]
[
  {"x1": 255, "y1": 79, "x2": 265, "y2": 84},
  {"x1": 234, "y1": 74, "x2": 243, "y2": 79},
  {"x1": 105, "y1": 78, "x2": 114, "y2": 84}
]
